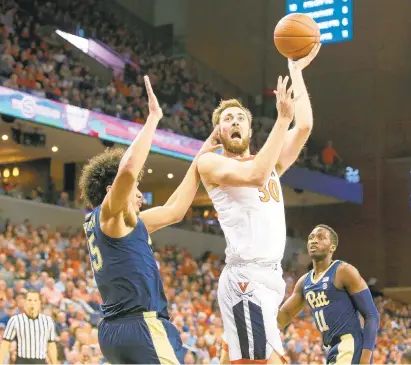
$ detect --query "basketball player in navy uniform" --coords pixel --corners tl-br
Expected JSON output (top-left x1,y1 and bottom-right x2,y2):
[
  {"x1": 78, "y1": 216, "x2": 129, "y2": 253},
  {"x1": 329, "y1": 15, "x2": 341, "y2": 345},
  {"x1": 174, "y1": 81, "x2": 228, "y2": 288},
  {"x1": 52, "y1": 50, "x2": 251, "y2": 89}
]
[
  {"x1": 277, "y1": 225, "x2": 380, "y2": 364},
  {"x1": 78, "y1": 76, "x2": 220, "y2": 364}
]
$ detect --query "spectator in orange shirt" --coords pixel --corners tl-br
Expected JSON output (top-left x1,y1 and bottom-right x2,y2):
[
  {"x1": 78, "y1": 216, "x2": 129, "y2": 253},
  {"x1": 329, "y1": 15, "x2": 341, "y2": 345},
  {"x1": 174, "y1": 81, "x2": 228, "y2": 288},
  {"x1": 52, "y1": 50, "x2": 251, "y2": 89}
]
[
  {"x1": 321, "y1": 140, "x2": 341, "y2": 171},
  {"x1": 185, "y1": 97, "x2": 196, "y2": 110},
  {"x1": 133, "y1": 110, "x2": 145, "y2": 124},
  {"x1": 180, "y1": 256, "x2": 197, "y2": 276}
]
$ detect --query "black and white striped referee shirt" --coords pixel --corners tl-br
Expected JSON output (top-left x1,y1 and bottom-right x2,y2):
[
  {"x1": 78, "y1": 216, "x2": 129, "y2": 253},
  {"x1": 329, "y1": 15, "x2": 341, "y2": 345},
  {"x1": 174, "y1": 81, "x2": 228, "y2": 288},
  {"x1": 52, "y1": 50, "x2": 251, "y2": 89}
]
[{"x1": 3, "y1": 313, "x2": 56, "y2": 360}]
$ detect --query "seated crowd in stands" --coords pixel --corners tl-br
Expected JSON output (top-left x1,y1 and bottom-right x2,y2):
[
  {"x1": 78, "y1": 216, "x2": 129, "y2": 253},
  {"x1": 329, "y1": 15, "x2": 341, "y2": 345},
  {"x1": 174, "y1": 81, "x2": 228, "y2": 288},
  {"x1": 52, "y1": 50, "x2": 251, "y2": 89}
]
[
  {"x1": 0, "y1": 0, "x2": 345, "y2": 176},
  {"x1": 0, "y1": 180, "x2": 82, "y2": 209},
  {"x1": 0, "y1": 220, "x2": 409, "y2": 364}
]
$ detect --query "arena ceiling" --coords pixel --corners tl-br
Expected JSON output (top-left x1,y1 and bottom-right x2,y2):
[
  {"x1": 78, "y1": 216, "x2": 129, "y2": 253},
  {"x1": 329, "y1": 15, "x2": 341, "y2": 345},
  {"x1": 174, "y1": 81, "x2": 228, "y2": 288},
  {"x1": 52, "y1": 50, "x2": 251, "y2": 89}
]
[{"x1": 0, "y1": 119, "x2": 345, "y2": 207}]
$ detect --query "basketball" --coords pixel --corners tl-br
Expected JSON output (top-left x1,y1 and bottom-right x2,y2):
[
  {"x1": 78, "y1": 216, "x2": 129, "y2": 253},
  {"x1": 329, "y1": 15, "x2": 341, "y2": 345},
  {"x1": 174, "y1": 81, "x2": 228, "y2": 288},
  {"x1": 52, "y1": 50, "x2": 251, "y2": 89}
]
[{"x1": 274, "y1": 13, "x2": 321, "y2": 60}]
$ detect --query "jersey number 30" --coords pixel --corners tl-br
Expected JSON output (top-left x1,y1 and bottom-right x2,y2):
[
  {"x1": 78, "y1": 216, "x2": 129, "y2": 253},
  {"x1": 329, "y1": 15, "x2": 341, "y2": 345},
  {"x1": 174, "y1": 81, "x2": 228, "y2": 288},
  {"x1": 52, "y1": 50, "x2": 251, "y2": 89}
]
[
  {"x1": 87, "y1": 233, "x2": 103, "y2": 272},
  {"x1": 258, "y1": 174, "x2": 280, "y2": 203},
  {"x1": 314, "y1": 310, "x2": 329, "y2": 332}
]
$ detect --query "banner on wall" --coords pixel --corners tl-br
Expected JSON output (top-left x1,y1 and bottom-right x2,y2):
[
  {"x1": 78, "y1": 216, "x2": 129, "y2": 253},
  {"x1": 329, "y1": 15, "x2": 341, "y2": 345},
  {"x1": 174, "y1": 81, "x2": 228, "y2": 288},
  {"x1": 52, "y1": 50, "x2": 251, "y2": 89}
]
[{"x1": 0, "y1": 86, "x2": 204, "y2": 161}]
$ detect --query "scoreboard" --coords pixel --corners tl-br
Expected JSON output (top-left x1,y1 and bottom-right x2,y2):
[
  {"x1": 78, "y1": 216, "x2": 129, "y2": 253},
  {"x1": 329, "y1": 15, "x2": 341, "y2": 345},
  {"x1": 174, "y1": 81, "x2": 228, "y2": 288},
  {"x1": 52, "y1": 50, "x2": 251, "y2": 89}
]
[{"x1": 286, "y1": 0, "x2": 353, "y2": 44}]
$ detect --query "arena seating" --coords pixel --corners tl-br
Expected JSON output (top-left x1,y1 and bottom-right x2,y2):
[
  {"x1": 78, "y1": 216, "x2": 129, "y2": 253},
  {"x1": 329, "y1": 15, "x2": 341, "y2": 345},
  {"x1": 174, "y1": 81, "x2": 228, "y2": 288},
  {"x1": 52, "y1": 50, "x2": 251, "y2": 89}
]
[
  {"x1": 1, "y1": 0, "x2": 346, "y2": 176},
  {"x1": 0, "y1": 219, "x2": 409, "y2": 364}
]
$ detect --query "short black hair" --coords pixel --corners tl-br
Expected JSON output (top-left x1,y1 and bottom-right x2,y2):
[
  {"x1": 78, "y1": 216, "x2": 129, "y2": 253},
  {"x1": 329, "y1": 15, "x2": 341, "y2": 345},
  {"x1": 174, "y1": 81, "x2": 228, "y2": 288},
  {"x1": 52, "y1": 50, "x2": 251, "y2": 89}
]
[
  {"x1": 78, "y1": 148, "x2": 144, "y2": 208},
  {"x1": 314, "y1": 224, "x2": 339, "y2": 247}
]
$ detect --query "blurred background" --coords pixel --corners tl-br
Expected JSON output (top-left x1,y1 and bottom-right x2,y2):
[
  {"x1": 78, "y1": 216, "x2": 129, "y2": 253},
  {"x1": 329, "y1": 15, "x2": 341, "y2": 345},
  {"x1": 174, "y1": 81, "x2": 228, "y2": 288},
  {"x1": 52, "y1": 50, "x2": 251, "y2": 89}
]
[{"x1": 0, "y1": 0, "x2": 410, "y2": 363}]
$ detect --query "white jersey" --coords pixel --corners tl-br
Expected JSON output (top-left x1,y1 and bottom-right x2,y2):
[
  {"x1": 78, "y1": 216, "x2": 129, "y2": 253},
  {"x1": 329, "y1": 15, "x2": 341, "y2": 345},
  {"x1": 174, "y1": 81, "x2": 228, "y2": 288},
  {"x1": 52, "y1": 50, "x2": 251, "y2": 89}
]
[{"x1": 208, "y1": 159, "x2": 286, "y2": 265}]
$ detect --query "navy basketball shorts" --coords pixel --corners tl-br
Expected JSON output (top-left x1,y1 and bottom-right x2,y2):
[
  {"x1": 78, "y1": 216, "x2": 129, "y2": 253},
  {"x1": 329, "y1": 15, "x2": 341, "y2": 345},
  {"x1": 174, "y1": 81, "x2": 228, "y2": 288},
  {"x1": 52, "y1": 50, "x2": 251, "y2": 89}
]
[
  {"x1": 326, "y1": 332, "x2": 363, "y2": 364},
  {"x1": 98, "y1": 311, "x2": 186, "y2": 364}
]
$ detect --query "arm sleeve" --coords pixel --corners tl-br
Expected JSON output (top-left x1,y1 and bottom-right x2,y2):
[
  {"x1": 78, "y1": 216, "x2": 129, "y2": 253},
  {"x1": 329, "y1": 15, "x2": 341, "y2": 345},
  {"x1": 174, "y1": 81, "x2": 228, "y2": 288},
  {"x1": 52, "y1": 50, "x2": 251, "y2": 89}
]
[
  {"x1": 350, "y1": 288, "x2": 379, "y2": 350},
  {"x1": 3, "y1": 317, "x2": 16, "y2": 341}
]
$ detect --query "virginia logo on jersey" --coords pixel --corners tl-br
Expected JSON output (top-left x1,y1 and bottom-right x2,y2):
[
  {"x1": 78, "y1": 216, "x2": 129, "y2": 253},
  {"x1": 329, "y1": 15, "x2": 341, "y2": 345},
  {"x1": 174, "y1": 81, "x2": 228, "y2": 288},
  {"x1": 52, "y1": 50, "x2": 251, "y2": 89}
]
[
  {"x1": 238, "y1": 282, "x2": 249, "y2": 293},
  {"x1": 305, "y1": 290, "x2": 330, "y2": 309}
]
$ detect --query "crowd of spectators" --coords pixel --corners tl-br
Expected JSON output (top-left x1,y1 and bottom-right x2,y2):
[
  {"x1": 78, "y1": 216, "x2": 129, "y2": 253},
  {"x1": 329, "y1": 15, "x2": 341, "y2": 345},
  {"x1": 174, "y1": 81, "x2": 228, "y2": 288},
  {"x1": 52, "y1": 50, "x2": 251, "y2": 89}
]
[
  {"x1": 0, "y1": 0, "x2": 220, "y2": 141},
  {"x1": 0, "y1": 218, "x2": 409, "y2": 364},
  {"x1": 0, "y1": 0, "x2": 346, "y2": 176},
  {"x1": 0, "y1": 179, "x2": 84, "y2": 210}
]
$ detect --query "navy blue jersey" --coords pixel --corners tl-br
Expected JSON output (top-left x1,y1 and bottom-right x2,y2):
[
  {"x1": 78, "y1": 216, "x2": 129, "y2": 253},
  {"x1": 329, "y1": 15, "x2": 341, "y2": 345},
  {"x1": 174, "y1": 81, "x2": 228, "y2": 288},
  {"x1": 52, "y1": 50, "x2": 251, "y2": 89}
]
[
  {"x1": 83, "y1": 206, "x2": 169, "y2": 319},
  {"x1": 302, "y1": 260, "x2": 362, "y2": 347}
]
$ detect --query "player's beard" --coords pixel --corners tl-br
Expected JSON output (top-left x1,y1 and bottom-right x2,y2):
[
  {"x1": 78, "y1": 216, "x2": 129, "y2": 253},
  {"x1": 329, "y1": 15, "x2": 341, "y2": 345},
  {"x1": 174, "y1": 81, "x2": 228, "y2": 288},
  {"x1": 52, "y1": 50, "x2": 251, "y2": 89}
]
[
  {"x1": 310, "y1": 251, "x2": 329, "y2": 262},
  {"x1": 221, "y1": 134, "x2": 250, "y2": 155}
]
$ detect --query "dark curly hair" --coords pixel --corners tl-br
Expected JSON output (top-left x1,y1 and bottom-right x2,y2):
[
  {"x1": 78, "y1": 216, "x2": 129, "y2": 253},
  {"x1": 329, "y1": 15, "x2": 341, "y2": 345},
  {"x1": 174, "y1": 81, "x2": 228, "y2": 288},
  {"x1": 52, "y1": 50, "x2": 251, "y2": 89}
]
[{"x1": 79, "y1": 148, "x2": 144, "y2": 208}]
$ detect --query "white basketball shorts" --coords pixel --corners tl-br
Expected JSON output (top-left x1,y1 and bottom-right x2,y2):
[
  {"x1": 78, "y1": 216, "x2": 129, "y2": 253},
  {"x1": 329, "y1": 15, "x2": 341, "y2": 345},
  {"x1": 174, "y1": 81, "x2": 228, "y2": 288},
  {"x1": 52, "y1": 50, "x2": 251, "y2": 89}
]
[{"x1": 218, "y1": 262, "x2": 286, "y2": 363}]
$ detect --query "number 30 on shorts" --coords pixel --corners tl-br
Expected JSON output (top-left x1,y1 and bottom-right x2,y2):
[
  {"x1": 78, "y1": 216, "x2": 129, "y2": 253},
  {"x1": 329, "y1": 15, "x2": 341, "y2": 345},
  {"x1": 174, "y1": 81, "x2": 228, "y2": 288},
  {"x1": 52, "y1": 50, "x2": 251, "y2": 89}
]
[{"x1": 258, "y1": 173, "x2": 280, "y2": 203}]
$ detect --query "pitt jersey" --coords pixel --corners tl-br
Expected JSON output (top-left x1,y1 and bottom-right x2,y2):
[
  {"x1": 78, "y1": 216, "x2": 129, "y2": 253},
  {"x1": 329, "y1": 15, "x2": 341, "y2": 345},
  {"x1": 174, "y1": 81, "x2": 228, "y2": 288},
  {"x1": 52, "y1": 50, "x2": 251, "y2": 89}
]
[
  {"x1": 208, "y1": 161, "x2": 286, "y2": 265},
  {"x1": 83, "y1": 206, "x2": 168, "y2": 319},
  {"x1": 302, "y1": 260, "x2": 363, "y2": 348}
]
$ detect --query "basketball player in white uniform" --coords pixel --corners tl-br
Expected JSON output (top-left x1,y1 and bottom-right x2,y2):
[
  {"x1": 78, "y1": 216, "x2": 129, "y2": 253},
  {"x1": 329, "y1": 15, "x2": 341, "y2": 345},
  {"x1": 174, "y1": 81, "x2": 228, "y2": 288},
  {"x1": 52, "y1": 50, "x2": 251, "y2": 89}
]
[{"x1": 197, "y1": 44, "x2": 320, "y2": 364}]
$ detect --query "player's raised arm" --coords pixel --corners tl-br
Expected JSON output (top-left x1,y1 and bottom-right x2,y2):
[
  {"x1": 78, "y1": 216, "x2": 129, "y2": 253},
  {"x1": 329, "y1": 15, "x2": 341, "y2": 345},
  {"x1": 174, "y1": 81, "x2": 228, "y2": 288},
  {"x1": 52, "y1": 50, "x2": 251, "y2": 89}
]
[
  {"x1": 276, "y1": 44, "x2": 321, "y2": 176},
  {"x1": 277, "y1": 274, "x2": 307, "y2": 330},
  {"x1": 199, "y1": 76, "x2": 295, "y2": 188},
  {"x1": 337, "y1": 263, "x2": 379, "y2": 365},
  {"x1": 101, "y1": 76, "x2": 162, "y2": 219},
  {"x1": 139, "y1": 129, "x2": 222, "y2": 234}
]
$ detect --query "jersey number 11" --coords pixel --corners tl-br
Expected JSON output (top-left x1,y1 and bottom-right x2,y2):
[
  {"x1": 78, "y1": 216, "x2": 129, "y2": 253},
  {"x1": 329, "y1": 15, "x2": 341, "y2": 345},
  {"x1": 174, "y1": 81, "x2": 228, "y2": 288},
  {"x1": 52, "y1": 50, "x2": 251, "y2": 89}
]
[{"x1": 314, "y1": 310, "x2": 329, "y2": 332}]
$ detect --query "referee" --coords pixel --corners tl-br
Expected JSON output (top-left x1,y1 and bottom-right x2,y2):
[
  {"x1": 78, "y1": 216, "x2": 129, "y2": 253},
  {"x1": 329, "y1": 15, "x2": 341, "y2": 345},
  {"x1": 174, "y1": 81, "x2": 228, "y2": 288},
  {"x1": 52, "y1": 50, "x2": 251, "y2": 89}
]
[{"x1": 0, "y1": 290, "x2": 58, "y2": 364}]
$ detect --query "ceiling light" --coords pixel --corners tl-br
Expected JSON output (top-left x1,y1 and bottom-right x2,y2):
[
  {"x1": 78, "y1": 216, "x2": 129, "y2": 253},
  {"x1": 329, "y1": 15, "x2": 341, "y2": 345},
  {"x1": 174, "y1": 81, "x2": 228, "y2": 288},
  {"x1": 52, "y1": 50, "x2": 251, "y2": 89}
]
[
  {"x1": 1, "y1": 135, "x2": 8, "y2": 141},
  {"x1": 148, "y1": 169, "x2": 153, "y2": 174},
  {"x1": 51, "y1": 146, "x2": 58, "y2": 152},
  {"x1": 167, "y1": 173, "x2": 174, "y2": 179}
]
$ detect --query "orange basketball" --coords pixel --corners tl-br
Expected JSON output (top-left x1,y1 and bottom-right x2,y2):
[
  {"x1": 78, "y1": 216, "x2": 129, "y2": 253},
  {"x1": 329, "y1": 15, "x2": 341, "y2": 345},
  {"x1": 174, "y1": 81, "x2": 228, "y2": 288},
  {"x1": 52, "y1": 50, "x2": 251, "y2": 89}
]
[{"x1": 274, "y1": 13, "x2": 320, "y2": 60}]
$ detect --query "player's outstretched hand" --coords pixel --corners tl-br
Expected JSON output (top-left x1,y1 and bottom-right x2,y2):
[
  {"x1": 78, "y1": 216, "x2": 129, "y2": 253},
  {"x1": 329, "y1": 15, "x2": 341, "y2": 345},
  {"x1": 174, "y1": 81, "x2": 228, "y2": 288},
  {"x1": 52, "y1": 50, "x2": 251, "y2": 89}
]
[
  {"x1": 144, "y1": 75, "x2": 163, "y2": 121},
  {"x1": 198, "y1": 126, "x2": 222, "y2": 156},
  {"x1": 288, "y1": 43, "x2": 321, "y2": 72},
  {"x1": 274, "y1": 75, "x2": 299, "y2": 122}
]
